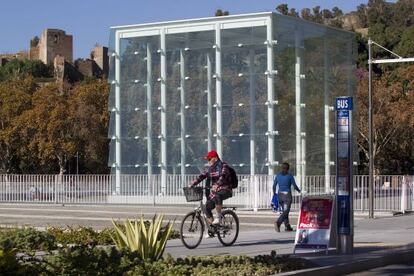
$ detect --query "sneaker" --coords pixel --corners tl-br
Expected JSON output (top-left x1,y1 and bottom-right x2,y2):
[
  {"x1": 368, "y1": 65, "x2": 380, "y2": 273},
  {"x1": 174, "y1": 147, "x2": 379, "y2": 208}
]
[
  {"x1": 205, "y1": 230, "x2": 215, "y2": 238},
  {"x1": 285, "y1": 225, "x2": 294, "y2": 232},
  {"x1": 212, "y1": 216, "x2": 222, "y2": 225},
  {"x1": 274, "y1": 222, "x2": 281, "y2": 232}
]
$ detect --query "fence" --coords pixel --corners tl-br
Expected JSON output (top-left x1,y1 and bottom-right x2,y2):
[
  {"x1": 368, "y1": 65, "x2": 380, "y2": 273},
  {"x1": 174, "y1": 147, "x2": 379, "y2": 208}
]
[{"x1": 0, "y1": 174, "x2": 413, "y2": 212}]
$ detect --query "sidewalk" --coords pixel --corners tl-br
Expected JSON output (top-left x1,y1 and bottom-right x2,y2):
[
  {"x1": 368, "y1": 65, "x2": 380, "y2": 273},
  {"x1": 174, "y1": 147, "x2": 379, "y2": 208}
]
[
  {"x1": 281, "y1": 243, "x2": 414, "y2": 275},
  {"x1": 279, "y1": 213, "x2": 414, "y2": 275}
]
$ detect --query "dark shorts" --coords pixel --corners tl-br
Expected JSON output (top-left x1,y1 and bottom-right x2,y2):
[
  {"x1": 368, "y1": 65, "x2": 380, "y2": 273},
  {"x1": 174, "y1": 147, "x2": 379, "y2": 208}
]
[{"x1": 211, "y1": 189, "x2": 232, "y2": 205}]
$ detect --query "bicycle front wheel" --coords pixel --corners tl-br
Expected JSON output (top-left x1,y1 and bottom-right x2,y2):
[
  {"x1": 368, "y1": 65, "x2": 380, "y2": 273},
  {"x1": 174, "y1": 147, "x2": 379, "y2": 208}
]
[
  {"x1": 217, "y1": 209, "x2": 239, "y2": 246},
  {"x1": 180, "y1": 211, "x2": 204, "y2": 249}
]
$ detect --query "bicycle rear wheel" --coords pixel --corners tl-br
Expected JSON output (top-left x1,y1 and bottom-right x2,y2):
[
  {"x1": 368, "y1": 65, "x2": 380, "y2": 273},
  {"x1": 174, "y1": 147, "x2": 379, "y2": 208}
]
[
  {"x1": 180, "y1": 211, "x2": 204, "y2": 249},
  {"x1": 217, "y1": 209, "x2": 239, "y2": 246}
]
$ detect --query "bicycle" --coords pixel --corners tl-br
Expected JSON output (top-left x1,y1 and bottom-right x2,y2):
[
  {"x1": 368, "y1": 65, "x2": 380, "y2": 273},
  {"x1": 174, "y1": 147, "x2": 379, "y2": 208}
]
[{"x1": 180, "y1": 186, "x2": 239, "y2": 249}]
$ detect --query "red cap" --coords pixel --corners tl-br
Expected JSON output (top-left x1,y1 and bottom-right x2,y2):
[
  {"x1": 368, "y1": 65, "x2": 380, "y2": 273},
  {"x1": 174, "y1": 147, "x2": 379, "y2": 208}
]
[{"x1": 204, "y1": 150, "x2": 219, "y2": 160}]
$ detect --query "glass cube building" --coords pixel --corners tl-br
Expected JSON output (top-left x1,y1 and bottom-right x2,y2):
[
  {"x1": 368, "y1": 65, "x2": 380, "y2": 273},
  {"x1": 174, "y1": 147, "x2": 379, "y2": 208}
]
[{"x1": 108, "y1": 12, "x2": 356, "y2": 189}]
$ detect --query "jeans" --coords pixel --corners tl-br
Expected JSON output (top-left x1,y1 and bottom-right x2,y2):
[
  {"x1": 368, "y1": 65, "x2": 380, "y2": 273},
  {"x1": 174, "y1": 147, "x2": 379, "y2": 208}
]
[
  {"x1": 205, "y1": 189, "x2": 232, "y2": 218},
  {"x1": 277, "y1": 192, "x2": 292, "y2": 226}
]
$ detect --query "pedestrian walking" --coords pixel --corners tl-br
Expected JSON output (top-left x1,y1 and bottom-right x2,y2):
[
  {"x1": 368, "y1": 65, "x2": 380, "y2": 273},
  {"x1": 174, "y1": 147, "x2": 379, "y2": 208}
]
[{"x1": 273, "y1": 162, "x2": 301, "y2": 232}]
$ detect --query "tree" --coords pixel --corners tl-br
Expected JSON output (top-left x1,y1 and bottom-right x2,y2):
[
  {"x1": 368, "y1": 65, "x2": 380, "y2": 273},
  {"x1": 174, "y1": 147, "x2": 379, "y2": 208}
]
[
  {"x1": 322, "y1": 9, "x2": 333, "y2": 19},
  {"x1": 215, "y1": 9, "x2": 229, "y2": 16},
  {"x1": 13, "y1": 83, "x2": 77, "y2": 175},
  {"x1": 312, "y1": 6, "x2": 323, "y2": 23},
  {"x1": 394, "y1": 26, "x2": 414, "y2": 57},
  {"x1": 0, "y1": 59, "x2": 52, "y2": 81},
  {"x1": 356, "y1": 65, "x2": 414, "y2": 174},
  {"x1": 301, "y1": 8, "x2": 312, "y2": 21},
  {"x1": 0, "y1": 78, "x2": 36, "y2": 173},
  {"x1": 69, "y1": 80, "x2": 110, "y2": 173},
  {"x1": 332, "y1": 6, "x2": 343, "y2": 17},
  {"x1": 276, "y1": 4, "x2": 289, "y2": 15},
  {"x1": 288, "y1": 8, "x2": 299, "y2": 17}
]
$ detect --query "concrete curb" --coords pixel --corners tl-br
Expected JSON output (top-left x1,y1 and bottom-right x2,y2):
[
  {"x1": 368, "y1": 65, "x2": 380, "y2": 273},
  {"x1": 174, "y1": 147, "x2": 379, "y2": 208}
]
[{"x1": 279, "y1": 245, "x2": 414, "y2": 275}]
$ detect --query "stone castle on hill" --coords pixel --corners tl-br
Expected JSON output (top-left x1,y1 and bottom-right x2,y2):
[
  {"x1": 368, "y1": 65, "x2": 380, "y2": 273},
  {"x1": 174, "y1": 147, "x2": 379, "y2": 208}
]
[{"x1": 1, "y1": 28, "x2": 108, "y2": 82}]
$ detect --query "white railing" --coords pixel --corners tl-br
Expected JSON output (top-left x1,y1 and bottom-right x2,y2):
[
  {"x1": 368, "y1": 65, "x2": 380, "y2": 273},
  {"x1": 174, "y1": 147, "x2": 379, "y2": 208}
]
[{"x1": 0, "y1": 174, "x2": 412, "y2": 212}]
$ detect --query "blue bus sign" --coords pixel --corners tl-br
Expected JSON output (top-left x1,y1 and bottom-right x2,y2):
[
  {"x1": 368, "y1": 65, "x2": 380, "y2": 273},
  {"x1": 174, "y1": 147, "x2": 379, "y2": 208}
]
[
  {"x1": 336, "y1": 96, "x2": 354, "y2": 244},
  {"x1": 336, "y1": 97, "x2": 353, "y2": 111}
]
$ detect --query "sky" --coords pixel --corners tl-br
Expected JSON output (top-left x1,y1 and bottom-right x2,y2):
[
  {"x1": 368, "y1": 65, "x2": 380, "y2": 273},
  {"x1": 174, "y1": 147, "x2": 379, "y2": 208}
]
[{"x1": 0, "y1": 0, "x2": 371, "y2": 59}]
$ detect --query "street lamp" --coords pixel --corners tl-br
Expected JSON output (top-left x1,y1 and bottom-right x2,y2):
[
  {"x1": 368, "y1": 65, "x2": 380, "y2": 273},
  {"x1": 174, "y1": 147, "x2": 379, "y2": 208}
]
[{"x1": 367, "y1": 38, "x2": 414, "y2": 219}]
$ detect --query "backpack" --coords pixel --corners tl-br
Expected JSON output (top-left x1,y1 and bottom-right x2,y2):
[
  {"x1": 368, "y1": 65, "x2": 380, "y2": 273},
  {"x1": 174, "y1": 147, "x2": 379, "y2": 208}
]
[{"x1": 227, "y1": 165, "x2": 238, "y2": 189}]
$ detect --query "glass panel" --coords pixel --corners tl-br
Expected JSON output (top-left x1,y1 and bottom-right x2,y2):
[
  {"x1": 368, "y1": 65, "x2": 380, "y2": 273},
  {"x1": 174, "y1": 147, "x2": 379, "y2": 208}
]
[
  {"x1": 165, "y1": 31, "x2": 216, "y2": 173},
  {"x1": 107, "y1": 35, "x2": 161, "y2": 173},
  {"x1": 273, "y1": 14, "x2": 356, "y2": 176},
  {"x1": 221, "y1": 26, "x2": 267, "y2": 174},
  {"x1": 222, "y1": 136, "x2": 250, "y2": 174},
  {"x1": 108, "y1": 139, "x2": 147, "y2": 173},
  {"x1": 221, "y1": 27, "x2": 267, "y2": 48}
]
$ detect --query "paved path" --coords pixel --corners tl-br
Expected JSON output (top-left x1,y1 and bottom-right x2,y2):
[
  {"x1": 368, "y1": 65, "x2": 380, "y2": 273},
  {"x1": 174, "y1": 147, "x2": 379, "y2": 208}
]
[
  {"x1": 349, "y1": 261, "x2": 414, "y2": 275},
  {"x1": 0, "y1": 203, "x2": 412, "y2": 259},
  {"x1": 0, "y1": 203, "x2": 380, "y2": 230},
  {"x1": 166, "y1": 214, "x2": 414, "y2": 258},
  {"x1": 0, "y1": 203, "x2": 289, "y2": 230}
]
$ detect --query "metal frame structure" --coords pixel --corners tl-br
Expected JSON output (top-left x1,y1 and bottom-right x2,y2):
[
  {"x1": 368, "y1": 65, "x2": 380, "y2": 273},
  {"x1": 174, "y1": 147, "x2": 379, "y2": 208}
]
[
  {"x1": 367, "y1": 38, "x2": 414, "y2": 218},
  {"x1": 109, "y1": 12, "x2": 354, "y2": 191}
]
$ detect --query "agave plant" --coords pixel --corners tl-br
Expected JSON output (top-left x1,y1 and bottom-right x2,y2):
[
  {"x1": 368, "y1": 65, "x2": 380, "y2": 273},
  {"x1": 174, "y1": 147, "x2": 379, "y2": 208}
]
[{"x1": 110, "y1": 214, "x2": 174, "y2": 261}]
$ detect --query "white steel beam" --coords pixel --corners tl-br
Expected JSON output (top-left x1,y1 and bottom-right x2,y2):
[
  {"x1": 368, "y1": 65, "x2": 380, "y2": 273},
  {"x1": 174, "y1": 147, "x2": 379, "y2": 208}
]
[
  {"x1": 115, "y1": 31, "x2": 121, "y2": 195},
  {"x1": 295, "y1": 29, "x2": 303, "y2": 188},
  {"x1": 146, "y1": 44, "x2": 153, "y2": 176},
  {"x1": 180, "y1": 49, "x2": 186, "y2": 177},
  {"x1": 160, "y1": 28, "x2": 167, "y2": 194},
  {"x1": 249, "y1": 49, "x2": 256, "y2": 176},
  {"x1": 324, "y1": 39, "x2": 330, "y2": 193},
  {"x1": 215, "y1": 23, "x2": 223, "y2": 157},
  {"x1": 206, "y1": 53, "x2": 213, "y2": 151},
  {"x1": 266, "y1": 18, "x2": 275, "y2": 176}
]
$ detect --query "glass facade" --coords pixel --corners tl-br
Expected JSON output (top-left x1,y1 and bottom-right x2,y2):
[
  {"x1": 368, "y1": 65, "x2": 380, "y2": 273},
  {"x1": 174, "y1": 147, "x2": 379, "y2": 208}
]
[{"x1": 108, "y1": 13, "x2": 356, "y2": 184}]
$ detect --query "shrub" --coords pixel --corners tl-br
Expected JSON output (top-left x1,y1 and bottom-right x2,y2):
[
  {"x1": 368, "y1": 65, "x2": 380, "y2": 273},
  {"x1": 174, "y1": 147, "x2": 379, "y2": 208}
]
[
  {"x1": 14, "y1": 246, "x2": 313, "y2": 275},
  {"x1": 0, "y1": 248, "x2": 19, "y2": 274},
  {"x1": 0, "y1": 227, "x2": 56, "y2": 253},
  {"x1": 47, "y1": 226, "x2": 114, "y2": 246},
  {"x1": 111, "y1": 214, "x2": 174, "y2": 261},
  {"x1": 41, "y1": 246, "x2": 137, "y2": 275}
]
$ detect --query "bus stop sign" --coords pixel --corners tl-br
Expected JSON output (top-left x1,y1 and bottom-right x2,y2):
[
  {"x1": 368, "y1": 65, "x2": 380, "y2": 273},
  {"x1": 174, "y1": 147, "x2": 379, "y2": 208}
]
[{"x1": 335, "y1": 97, "x2": 354, "y2": 251}]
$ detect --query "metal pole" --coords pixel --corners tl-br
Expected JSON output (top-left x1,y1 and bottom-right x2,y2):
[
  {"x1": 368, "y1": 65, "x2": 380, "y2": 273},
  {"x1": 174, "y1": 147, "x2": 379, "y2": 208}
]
[
  {"x1": 146, "y1": 43, "x2": 154, "y2": 205},
  {"x1": 160, "y1": 28, "x2": 167, "y2": 195},
  {"x1": 266, "y1": 18, "x2": 275, "y2": 176},
  {"x1": 115, "y1": 31, "x2": 121, "y2": 195},
  {"x1": 206, "y1": 53, "x2": 213, "y2": 151},
  {"x1": 295, "y1": 29, "x2": 302, "y2": 187},
  {"x1": 215, "y1": 23, "x2": 223, "y2": 157},
  {"x1": 76, "y1": 151, "x2": 79, "y2": 175},
  {"x1": 179, "y1": 49, "x2": 186, "y2": 177},
  {"x1": 146, "y1": 44, "x2": 153, "y2": 176},
  {"x1": 368, "y1": 38, "x2": 374, "y2": 219},
  {"x1": 324, "y1": 39, "x2": 330, "y2": 194},
  {"x1": 249, "y1": 48, "x2": 256, "y2": 176}
]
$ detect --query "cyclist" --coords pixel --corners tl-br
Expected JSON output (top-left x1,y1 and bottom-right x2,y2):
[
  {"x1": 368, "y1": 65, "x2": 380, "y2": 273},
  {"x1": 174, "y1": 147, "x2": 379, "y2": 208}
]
[{"x1": 190, "y1": 150, "x2": 232, "y2": 225}]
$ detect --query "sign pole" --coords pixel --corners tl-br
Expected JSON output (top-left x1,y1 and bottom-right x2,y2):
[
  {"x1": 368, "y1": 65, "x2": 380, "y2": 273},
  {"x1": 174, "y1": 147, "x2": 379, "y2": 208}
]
[{"x1": 335, "y1": 97, "x2": 354, "y2": 254}]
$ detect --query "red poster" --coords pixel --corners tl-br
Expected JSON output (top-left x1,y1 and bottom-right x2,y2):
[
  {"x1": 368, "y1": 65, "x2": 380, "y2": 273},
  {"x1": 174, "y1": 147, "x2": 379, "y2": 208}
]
[
  {"x1": 298, "y1": 197, "x2": 333, "y2": 229},
  {"x1": 294, "y1": 196, "x2": 334, "y2": 253}
]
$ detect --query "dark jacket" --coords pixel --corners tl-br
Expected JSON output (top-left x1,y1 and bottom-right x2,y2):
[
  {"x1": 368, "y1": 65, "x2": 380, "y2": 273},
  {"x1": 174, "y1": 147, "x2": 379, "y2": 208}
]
[{"x1": 191, "y1": 159, "x2": 232, "y2": 193}]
